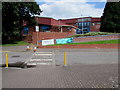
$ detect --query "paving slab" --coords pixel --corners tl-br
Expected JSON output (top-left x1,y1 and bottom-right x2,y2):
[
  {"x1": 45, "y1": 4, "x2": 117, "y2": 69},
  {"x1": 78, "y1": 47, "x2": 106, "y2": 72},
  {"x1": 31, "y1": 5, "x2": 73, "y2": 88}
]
[{"x1": 2, "y1": 64, "x2": 118, "y2": 88}]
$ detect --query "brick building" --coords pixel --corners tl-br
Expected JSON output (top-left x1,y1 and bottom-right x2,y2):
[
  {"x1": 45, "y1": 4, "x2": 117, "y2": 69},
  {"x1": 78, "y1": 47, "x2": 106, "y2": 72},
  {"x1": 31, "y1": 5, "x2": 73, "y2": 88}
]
[
  {"x1": 22, "y1": 17, "x2": 101, "y2": 44},
  {"x1": 60, "y1": 17, "x2": 101, "y2": 34}
]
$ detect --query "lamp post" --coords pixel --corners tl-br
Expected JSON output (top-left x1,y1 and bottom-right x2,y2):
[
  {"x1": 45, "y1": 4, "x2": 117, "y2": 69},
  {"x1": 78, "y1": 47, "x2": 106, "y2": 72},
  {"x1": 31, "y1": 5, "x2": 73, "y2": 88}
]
[
  {"x1": 59, "y1": 19, "x2": 62, "y2": 32},
  {"x1": 35, "y1": 16, "x2": 39, "y2": 47},
  {"x1": 82, "y1": 18, "x2": 83, "y2": 34},
  {"x1": 81, "y1": 14, "x2": 84, "y2": 34}
]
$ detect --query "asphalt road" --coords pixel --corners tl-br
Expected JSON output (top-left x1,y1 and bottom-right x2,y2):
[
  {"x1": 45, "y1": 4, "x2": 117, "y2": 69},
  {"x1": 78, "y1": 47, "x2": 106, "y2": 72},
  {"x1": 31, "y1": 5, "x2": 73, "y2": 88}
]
[{"x1": 1, "y1": 46, "x2": 118, "y2": 65}]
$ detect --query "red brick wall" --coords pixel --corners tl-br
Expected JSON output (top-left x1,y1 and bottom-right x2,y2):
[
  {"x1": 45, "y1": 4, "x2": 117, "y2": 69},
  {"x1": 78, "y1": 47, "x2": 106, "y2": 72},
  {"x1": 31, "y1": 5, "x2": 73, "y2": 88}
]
[
  {"x1": 36, "y1": 17, "x2": 51, "y2": 25},
  {"x1": 22, "y1": 35, "x2": 32, "y2": 43},
  {"x1": 90, "y1": 24, "x2": 100, "y2": 32},
  {"x1": 32, "y1": 32, "x2": 75, "y2": 45},
  {"x1": 74, "y1": 34, "x2": 119, "y2": 43},
  {"x1": 39, "y1": 44, "x2": 119, "y2": 49}
]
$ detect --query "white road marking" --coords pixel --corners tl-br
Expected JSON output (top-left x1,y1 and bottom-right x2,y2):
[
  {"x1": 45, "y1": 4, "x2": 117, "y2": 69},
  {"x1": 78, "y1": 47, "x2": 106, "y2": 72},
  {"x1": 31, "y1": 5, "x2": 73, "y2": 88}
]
[
  {"x1": 34, "y1": 54, "x2": 52, "y2": 56},
  {"x1": 35, "y1": 52, "x2": 52, "y2": 54},
  {"x1": 30, "y1": 59, "x2": 52, "y2": 61}
]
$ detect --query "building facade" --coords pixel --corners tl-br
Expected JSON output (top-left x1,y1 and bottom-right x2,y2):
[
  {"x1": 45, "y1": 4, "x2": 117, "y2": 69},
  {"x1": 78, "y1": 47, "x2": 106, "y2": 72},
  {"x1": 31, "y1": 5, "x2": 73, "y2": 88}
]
[
  {"x1": 60, "y1": 17, "x2": 101, "y2": 34},
  {"x1": 22, "y1": 17, "x2": 101, "y2": 44}
]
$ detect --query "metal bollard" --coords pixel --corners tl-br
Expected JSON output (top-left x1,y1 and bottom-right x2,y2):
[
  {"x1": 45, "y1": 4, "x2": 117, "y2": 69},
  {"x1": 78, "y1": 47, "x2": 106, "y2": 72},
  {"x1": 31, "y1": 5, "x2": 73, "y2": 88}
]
[
  {"x1": 64, "y1": 52, "x2": 67, "y2": 67},
  {"x1": 5, "y1": 52, "x2": 9, "y2": 68}
]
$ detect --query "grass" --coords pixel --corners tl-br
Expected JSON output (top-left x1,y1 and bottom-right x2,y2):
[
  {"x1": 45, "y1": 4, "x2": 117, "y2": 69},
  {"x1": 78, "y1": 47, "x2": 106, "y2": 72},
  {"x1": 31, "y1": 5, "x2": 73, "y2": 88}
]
[
  {"x1": 68, "y1": 32, "x2": 120, "y2": 38},
  {"x1": 1, "y1": 41, "x2": 31, "y2": 46},
  {"x1": 48, "y1": 39, "x2": 120, "y2": 46}
]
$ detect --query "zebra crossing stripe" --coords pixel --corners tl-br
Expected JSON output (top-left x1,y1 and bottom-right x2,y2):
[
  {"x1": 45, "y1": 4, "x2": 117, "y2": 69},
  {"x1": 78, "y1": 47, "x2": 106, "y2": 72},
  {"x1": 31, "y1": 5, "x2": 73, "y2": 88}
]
[
  {"x1": 30, "y1": 59, "x2": 52, "y2": 61},
  {"x1": 35, "y1": 52, "x2": 52, "y2": 53},
  {"x1": 27, "y1": 63, "x2": 37, "y2": 65},
  {"x1": 37, "y1": 63, "x2": 51, "y2": 65},
  {"x1": 34, "y1": 54, "x2": 52, "y2": 56}
]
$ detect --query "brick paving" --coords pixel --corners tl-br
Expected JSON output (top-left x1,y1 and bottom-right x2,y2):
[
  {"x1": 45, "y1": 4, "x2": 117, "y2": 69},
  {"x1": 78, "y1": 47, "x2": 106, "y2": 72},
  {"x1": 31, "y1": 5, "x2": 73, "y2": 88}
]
[
  {"x1": 2, "y1": 64, "x2": 118, "y2": 88},
  {"x1": 1, "y1": 46, "x2": 119, "y2": 88}
]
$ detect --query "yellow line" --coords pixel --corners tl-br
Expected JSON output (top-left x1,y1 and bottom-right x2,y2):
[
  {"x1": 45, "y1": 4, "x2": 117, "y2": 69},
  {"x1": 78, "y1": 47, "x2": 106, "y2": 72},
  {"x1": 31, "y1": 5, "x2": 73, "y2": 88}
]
[
  {"x1": 0, "y1": 51, "x2": 26, "y2": 52},
  {"x1": 0, "y1": 51, "x2": 11, "y2": 52}
]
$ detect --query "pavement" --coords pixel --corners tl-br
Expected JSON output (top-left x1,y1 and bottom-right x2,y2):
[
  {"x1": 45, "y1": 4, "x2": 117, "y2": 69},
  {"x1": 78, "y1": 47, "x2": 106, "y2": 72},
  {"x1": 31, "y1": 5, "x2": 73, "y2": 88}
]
[
  {"x1": 2, "y1": 64, "x2": 118, "y2": 88},
  {"x1": 1, "y1": 46, "x2": 119, "y2": 88}
]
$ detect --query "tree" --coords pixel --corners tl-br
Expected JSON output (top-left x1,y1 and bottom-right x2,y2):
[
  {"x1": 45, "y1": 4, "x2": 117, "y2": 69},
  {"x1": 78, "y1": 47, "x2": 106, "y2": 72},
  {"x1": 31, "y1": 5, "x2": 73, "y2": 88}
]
[
  {"x1": 2, "y1": 2, "x2": 42, "y2": 43},
  {"x1": 100, "y1": 2, "x2": 120, "y2": 33}
]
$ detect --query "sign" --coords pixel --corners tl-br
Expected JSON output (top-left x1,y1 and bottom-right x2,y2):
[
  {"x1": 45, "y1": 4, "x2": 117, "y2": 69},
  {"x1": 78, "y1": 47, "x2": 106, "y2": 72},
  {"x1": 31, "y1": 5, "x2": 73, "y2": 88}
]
[
  {"x1": 35, "y1": 26, "x2": 39, "y2": 32},
  {"x1": 56, "y1": 38, "x2": 73, "y2": 44},
  {"x1": 42, "y1": 39, "x2": 54, "y2": 46}
]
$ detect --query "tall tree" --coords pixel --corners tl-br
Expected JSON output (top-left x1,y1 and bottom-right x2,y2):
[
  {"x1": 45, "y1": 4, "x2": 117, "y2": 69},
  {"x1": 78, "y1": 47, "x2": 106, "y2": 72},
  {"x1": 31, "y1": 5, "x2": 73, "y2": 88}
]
[
  {"x1": 2, "y1": 2, "x2": 42, "y2": 43},
  {"x1": 100, "y1": 2, "x2": 120, "y2": 33}
]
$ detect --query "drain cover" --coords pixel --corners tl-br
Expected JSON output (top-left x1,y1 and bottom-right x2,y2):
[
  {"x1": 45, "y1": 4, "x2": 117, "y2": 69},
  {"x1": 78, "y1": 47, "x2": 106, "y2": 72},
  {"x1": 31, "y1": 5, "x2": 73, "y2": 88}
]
[{"x1": 12, "y1": 55, "x2": 20, "y2": 57}]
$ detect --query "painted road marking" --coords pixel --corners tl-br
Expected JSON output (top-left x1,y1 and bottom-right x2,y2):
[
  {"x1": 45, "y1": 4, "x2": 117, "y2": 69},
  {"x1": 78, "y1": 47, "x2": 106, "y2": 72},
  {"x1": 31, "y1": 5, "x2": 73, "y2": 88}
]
[
  {"x1": 27, "y1": 63, "x2": 37, "y2": 66},
  {"x1": 0, "y1": 51, "x2": 25, "y2": 52},
  {"x1": 37, "y1": 63, "x2": 51, "y2": 65},
  {"x1": 35, "y1": 52, "x2": 52, "y2": 53},
  {"x1": 30, "y1": 59, "x2": 52, "y2": 61},
  {"x1": 34, "y1": 54, "x2": 52, "y2": 56},
  {"x1": 27, "y1": 63, "x2": 50, "y2": 65}
]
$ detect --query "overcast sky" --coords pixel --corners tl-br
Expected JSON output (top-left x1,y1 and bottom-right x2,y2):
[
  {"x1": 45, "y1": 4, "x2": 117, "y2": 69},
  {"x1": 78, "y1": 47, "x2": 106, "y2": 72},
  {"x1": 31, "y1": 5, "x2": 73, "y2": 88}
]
[{"x1": 35, "y1": 0, "x2": 106, "y2": 19}]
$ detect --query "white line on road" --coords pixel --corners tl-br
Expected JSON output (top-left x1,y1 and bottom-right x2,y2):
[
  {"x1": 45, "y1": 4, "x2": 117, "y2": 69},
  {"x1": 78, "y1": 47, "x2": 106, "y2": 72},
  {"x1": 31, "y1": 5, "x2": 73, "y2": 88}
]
[
  {"x1": 30, "y1": 59, "x2": 52, "y2": 61},
  {"x1": 34, "y1": 54, "x2": 52, "y2": 56}
]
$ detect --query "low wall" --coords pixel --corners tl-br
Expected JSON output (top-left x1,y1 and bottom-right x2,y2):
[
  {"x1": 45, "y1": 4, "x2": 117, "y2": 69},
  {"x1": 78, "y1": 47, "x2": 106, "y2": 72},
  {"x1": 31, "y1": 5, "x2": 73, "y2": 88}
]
[
  {"x1": 32, "y1": 32, "x2": 74, "y2": 44},
  {"x1": 73, "y1": 34, "x2": 119, "y2": 43},
  {"x1": 39, "y1": 44, "x2": 119, "y2": 49}
]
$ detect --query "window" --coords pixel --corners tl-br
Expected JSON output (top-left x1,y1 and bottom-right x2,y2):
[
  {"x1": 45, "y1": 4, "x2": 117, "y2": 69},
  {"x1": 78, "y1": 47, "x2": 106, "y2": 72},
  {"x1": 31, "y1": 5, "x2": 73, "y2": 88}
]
[
  {"x1": 41, "y1": 25, "x2": 51, "y2": 32},
  {"x1": 96, "y1": 22, "x2": 101, "y2": 24},
  {"x1": 87, "y1": 22, "x2": 89, "y2": 26},
  {"x1": 77, "y1": 19, "x2": 82, "y2": 22},
  {"x1": 92, "y1": 23, "x2": 95, "y2": 26},
  {"x1": 23, "y1": 27, "x2": 28, "y2": 34},
  {"x1": 79, "y1": 23, "x2": 82, "y2": 26},
  {"x1": 87, "y1": 18, "x2": 91, "y2": 21},
  {"x1": 84, "y1": 22, "x2": 86, "y2": 26}
]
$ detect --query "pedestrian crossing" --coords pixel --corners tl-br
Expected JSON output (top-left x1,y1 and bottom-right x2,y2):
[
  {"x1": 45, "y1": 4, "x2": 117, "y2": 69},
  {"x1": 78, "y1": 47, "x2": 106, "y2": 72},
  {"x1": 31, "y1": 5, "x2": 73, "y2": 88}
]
[{"x1": 25, "y1": 52, "x2": 55, "y2": 67}]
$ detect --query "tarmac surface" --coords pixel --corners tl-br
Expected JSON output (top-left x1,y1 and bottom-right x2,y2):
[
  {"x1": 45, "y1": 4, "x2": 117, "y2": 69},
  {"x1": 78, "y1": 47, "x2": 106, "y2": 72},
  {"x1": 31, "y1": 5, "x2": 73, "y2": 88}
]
[
  {"x1": 1, "y1": 46, "x2": 119, "y2": 88},
  {"x1": 1, "y1": 46, "x2": 118, "y2": 65}
]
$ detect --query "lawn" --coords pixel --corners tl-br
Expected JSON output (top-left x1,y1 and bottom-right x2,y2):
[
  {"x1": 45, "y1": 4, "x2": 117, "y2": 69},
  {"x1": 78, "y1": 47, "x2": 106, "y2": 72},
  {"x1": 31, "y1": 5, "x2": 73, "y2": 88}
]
[
  {"x1": 49, "y1": 39, "x2": 120, "y2": 46},
  {"x1": 1, "y1": 41, "x2": 31, "y2": 46}
]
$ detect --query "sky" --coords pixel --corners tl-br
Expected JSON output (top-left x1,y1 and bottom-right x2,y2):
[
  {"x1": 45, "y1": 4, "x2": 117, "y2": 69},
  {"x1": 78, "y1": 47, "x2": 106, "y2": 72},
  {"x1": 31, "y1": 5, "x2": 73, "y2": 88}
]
[{"x1": 35, "y1": 0, "x2": 106, "y2": 19}]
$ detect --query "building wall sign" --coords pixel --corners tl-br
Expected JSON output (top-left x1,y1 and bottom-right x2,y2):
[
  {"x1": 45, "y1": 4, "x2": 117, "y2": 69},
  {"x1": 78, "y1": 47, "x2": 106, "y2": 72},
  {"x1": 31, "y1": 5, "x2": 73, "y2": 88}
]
[
  {"x1": 35, "y1": 26, "x2": 39, "y2": 32},
  {"x1": 42, "y1": 39, "x2": 54, "y2": 46},
  {"x1": 56, "y1": 38, "x2": 73, "y2": 44}
]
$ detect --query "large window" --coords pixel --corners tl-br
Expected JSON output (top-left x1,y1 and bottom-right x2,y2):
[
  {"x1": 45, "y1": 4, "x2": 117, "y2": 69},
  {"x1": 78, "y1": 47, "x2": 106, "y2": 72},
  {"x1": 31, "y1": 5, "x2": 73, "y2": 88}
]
[
  {"x1": 41, "y1": 25, "x2": 51, "y2": 32},
  {"x1": 23, "y1": 27, "x2": 29, "y2": 35}
]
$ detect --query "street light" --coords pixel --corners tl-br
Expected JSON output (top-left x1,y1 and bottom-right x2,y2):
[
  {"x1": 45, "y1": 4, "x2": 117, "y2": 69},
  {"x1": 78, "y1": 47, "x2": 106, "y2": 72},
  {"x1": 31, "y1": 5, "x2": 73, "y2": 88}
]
[
  {"x1": 35, "y1": 16, "x2": 39, "y2": 47},
  {"x1": 81, "y1": 18, "x2": 84, "y2": 34},
  {"x1": 59, "y1": 19, "x2": 62, "y2": 32}
]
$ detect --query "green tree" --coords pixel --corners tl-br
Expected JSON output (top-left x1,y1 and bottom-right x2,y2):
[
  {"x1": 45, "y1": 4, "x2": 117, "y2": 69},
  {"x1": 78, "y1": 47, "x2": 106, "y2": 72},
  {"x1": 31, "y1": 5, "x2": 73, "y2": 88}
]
[
  {"x1": 100, "y1": 2, "x2": 120, "y2": 33},
  {"x1": 2, "y1": 2, "x2": 42, "y2": 43}
]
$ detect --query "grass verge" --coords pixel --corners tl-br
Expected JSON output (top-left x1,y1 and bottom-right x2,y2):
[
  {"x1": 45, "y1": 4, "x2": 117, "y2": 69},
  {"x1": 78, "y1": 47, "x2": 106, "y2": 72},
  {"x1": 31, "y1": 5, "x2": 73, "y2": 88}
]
[
  {"x1": 1, "y1": 41, "x2": 31, "y2": 46},
  {"x1": 48, "y1": 39, "x2": 120, "y2": 46}
]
